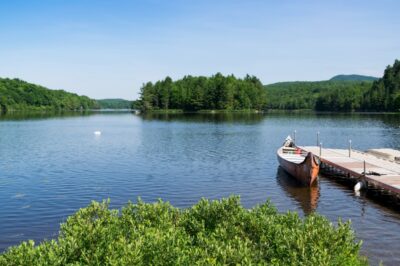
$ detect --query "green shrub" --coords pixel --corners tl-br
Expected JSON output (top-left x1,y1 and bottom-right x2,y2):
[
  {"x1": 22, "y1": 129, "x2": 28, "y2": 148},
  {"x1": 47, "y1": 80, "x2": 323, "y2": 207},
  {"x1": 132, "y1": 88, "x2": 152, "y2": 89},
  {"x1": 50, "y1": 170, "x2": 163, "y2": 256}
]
[{"x1": 0, "y1": 197, "x2": 367, "y2": 265}]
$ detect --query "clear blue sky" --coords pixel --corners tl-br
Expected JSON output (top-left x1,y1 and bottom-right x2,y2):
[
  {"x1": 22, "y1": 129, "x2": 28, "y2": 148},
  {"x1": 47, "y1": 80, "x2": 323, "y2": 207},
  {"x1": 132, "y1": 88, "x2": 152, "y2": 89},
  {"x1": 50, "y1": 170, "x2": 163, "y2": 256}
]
[{"x1": 0, "y1": 0, "x2": 399, "y2": 100}]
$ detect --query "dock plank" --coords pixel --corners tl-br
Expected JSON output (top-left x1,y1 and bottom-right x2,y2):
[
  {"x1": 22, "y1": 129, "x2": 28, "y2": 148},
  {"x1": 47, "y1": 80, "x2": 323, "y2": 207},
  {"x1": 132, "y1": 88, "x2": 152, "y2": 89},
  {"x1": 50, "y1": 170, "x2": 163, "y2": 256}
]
[{"x1": 300, "y1": 146, "x2": 400, "y2": 196}]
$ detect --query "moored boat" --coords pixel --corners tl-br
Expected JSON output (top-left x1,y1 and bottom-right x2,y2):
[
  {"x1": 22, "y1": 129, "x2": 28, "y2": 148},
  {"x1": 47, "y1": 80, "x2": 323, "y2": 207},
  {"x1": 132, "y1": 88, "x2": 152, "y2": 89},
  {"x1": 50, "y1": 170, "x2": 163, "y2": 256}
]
[{"x1": 277, "y1": 136, "x2": 319, "y2": 186}]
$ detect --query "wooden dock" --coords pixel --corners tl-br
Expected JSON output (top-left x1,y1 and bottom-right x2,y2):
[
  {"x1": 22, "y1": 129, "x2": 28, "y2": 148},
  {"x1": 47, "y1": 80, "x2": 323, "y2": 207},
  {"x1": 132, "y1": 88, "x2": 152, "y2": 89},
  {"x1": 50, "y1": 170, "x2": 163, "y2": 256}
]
[{"x1": 300, "y1": 146, "x2": 400, "y2": 196}]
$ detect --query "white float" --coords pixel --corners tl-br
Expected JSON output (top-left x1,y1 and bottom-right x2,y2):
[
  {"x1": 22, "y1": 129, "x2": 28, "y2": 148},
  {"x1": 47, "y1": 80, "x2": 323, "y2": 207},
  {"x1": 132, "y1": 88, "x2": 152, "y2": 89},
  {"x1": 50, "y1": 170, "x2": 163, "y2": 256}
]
[{"x1": 354, "y1": 181, "x2": 365, "y2": 192}]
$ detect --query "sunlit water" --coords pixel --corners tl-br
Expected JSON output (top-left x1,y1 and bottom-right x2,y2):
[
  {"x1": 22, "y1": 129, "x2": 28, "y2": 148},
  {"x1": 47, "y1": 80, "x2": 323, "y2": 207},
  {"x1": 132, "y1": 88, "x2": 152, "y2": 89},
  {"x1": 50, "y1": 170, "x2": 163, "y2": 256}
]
[{"x1": 1, "y1": 111, "x2": 400, "y2": 265}]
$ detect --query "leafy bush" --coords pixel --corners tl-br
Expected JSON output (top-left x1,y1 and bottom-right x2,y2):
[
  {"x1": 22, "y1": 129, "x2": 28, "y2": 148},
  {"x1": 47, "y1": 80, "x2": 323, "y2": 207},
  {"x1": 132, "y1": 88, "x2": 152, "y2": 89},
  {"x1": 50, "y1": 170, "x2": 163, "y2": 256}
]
[{"x1": 0, "y1": 197, "x2": 367, "y2": 265}]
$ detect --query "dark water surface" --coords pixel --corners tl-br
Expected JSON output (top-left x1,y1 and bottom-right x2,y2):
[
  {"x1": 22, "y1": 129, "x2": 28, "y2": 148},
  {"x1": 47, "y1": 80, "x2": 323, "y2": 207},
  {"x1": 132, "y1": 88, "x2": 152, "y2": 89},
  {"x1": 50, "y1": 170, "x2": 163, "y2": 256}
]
[{"x1": 1, "y1": 112, "x2": 400, "y2": 265}]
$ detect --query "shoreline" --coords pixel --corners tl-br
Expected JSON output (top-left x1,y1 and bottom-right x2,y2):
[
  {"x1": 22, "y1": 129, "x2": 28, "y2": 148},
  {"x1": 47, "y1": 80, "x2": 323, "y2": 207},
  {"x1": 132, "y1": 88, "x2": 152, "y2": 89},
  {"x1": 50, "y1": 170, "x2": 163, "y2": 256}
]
[
  {"x1": 2, "y1": 108, "x2": 400, "y2": 116},
  {"x1": 141, "y1": 109, "x2": 400, "y2": 115}
]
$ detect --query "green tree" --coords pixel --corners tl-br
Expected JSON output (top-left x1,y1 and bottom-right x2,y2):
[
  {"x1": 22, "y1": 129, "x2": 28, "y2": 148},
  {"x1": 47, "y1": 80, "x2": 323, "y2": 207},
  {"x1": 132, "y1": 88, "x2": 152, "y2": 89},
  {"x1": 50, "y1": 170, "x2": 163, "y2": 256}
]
[{"x1": 139, "y1": 74, "x2": 267, "y2": 112}]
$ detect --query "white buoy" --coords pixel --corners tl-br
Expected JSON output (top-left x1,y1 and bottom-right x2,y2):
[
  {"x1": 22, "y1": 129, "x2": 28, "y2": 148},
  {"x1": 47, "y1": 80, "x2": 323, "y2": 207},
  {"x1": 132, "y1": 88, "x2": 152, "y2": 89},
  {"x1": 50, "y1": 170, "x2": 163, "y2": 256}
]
[
  {"x1": 94, "y1": 131, "x2": 101, "y2": 135},
  {"x1": 354, "y1": 181, "x2": 364, "y2": 192}
]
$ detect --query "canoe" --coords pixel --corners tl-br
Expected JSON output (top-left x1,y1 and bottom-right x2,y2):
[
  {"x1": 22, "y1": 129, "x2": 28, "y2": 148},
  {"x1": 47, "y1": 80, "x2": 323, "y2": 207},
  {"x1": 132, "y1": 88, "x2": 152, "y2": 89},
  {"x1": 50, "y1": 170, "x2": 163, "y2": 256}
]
[{"x1": 277, "y1": 145, "x2": 319, "y2": 186}]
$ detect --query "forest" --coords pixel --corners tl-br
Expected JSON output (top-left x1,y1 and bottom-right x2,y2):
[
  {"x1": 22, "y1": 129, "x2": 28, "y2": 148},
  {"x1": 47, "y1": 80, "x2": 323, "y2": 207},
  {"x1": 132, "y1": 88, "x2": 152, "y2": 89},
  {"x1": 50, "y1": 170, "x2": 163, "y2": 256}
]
[
  {"x1": 362, "y1": 59, "x2": 400, "y2": 111},
  {"x1": 97, "y1": 98, "x2": 133, "y2": 109},
  {"x1": 1, "y1": 60, "x2": 399, "y2": 114},
  {"x1": 139, "y1": 73, "x2": 267, "y2": 111},
  {"x1": 138, "y1": 60, "x2": 399, "y2": 113},
  {"x1": 266, "y1": 60, "x2": 400, "y2": 112},
  {"x1": 137, "y1": 61, "x2": 399, "y2": 113},
  {"x1": 265, "y1": 80, "x2": 373, "y2": 111},
  {"x1": 0, "y1": 78, "x2": 98, "y2": 113}
]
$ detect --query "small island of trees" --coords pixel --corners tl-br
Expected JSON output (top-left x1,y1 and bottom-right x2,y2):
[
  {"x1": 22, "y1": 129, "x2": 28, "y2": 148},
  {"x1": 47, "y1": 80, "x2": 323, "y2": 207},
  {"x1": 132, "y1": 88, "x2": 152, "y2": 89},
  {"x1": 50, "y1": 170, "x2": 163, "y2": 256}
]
[
  {"x1": 97, "y1": 98, "x2": 133, "y2": 109},
  {"x1": 139, "y1": 73, "x2": 267, "y2": 112}
]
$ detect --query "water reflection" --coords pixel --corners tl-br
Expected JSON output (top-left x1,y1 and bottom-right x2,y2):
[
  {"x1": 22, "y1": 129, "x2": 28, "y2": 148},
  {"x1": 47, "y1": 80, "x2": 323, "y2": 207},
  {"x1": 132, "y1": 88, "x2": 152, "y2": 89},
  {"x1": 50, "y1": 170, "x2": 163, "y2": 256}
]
[
  {"x1": 0, "y1": 111, "x2": 94, "y2": 121},
  {"x1": 140, "y1": 112, "x2": 265, "y2": 124},
  {"x1": 0, "y1": 110, "x2": 139, "y2": 121},
  {"x1": 379, "y1": 113, "x2": 400, "y2": 127},
  {"x1": 276, "y1": 167, "x2": 320, "y2": 215}
]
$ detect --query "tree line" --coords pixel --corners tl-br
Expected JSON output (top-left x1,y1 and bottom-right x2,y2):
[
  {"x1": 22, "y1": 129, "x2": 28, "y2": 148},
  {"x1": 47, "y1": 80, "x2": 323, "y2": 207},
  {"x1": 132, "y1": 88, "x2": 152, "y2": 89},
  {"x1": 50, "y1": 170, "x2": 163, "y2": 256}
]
[
  {"x1": 265, "y1": 80, "x2": 373, "y2": 111},
  {"x1": 2, "y1": 59, "x2": 399, "y2": 113},
  {"x1": 138, "y1": 62, "x2": 398, "y2": 113},
  {"x1": 0, "y1": 78, "x2": 98, "y2": 113},
  {"x1": 97, "y1": 98, "x2": 133, "y2": 109},
  {"x1": 266, "y1": 60, "x2": 400, "y2": 112},
  {"x1": 139, "y1": 73, "x2": 267, "y2": 111},
  {"x1": 362, "y1": 59, "x2": 400, "y2": 111},
  {"x1": 315, "y1": 60, "x2": 400, "y2": 111}
]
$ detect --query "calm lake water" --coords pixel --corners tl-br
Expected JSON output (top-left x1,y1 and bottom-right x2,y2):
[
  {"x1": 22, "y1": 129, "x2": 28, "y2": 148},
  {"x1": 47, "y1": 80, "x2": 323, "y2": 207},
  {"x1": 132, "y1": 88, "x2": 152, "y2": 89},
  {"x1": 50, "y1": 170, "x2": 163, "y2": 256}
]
[{"x1": 1, "y1": 111, "x2": 400, "y2": 265}]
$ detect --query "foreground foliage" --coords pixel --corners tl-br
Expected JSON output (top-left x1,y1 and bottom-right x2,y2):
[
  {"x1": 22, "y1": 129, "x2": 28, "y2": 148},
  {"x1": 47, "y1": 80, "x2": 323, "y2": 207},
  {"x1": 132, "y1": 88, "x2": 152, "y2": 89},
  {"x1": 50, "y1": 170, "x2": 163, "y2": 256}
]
[
  {"x1": 0, "y1": 78, "x2": 98, "y2": 113},
  {"x1": 0, "y1": 197, "x2": 367, "y2": 265}
]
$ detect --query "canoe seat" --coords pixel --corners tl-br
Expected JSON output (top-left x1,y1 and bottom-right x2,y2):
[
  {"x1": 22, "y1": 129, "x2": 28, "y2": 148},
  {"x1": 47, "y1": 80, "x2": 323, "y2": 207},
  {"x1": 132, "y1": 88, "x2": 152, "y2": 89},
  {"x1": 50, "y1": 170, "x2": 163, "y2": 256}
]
[{"x1": 283, "y1": 147, "x2": 297, "y2": 153}]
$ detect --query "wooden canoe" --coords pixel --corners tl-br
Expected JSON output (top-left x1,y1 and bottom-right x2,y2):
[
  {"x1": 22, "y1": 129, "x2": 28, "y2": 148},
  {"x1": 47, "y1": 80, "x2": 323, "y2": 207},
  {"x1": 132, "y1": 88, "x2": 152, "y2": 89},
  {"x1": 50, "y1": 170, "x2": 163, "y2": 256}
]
[{"x1": 277, "y1": 146, "x2": 319, "y2": 186}]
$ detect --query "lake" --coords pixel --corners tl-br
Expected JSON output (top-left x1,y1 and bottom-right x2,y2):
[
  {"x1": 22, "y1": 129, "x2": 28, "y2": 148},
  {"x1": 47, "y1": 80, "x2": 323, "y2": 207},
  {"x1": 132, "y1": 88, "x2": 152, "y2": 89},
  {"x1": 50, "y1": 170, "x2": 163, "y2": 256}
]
[{"x1": 1, "y1": 111, "x2": 400, "y2": 265}]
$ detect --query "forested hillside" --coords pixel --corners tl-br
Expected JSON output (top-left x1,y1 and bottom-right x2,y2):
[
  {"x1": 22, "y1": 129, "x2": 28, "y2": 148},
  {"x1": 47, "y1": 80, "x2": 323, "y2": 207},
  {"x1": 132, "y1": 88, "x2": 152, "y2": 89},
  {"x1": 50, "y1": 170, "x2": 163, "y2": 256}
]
[
  {"x1": 139, "y1": 73, "x2": 266, "y2": 111},
  {"x1": 316, "y1": 60, "x2": 400, "y2": 111},
  {"x1": 0, "y1": 78, "x2": 98, "y2": 113},
  {"x1": 362, "y1": 60, "x2": 400, "y2": 111},
  {"x1": 264, "y1": 80, "x2": 373, "y2": 110},
  {"x1": 329, "y1": 74, "x2": 378, "y2": 82},
  {"x1": 265, "y1": 60, "x2": 399, "y2": 112},
  {"x1": 313, "y1": 81, "x2": 372, "y2": 111}
]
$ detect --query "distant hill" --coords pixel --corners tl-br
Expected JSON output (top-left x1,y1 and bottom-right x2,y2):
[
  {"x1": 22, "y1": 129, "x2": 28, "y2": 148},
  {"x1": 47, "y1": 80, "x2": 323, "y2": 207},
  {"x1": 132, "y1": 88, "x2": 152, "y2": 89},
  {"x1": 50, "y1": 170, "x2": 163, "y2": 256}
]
[
  {"x1": 329, "y1": 74, "x2": 379, "y2": 82},
  {"x1": 0, "y1": 78, "x2": 98, "y2": 113},
  {"x1": 97, "y1": 98, "x2": 133, "y2": 109}
]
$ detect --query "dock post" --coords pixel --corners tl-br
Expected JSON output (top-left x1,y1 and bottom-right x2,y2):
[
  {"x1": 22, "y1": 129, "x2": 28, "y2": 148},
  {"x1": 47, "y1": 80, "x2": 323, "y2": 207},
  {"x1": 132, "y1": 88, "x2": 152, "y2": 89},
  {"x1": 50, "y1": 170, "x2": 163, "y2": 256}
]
[
  {"x1": 363, "y1": 160, "x2": 366, "y2": 176},
  {"x1": 356, "y1": 160, "x2": 367, "y2": 192},
  {"x1": 319, "y1": 142, "x2": 322, "y2": 157},
  {"x1": 349, "y1": 140, "x2": 352, "y2": 157},
  {"x1": 317, "y1": 131, "x2": 320, "y2": 146},
  {"x1": 293, "y1": 130, "x2": 296, "y2": 145}
]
